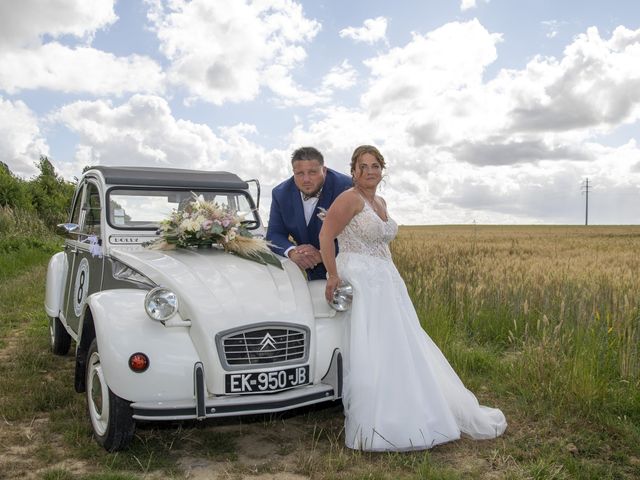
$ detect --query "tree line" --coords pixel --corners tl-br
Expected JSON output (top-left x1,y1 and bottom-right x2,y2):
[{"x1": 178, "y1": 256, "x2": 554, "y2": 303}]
[{"x1": 0, "y1": 157, "x2": 75, "y2": 230}]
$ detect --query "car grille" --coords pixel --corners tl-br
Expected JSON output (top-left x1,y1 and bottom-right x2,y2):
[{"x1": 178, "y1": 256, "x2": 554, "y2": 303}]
[{"x1": 217, "y1": 324, "x2": 309, "y2": 369}]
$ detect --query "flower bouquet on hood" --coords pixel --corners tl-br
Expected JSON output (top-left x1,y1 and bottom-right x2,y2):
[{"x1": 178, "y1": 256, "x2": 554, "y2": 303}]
[{"x1": 148, "y1": 194, "x2": 282, "y2": 269}]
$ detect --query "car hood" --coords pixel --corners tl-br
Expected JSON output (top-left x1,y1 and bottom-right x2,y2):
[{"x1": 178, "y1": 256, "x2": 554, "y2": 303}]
[{"x1": 111, "y1": 247, "x2": 309, "y2": 325}]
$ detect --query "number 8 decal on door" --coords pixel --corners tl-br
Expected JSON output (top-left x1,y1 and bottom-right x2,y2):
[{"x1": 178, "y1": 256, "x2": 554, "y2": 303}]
[{"x1": 74, "y1": 258, "x2": 90, "y2": 317}]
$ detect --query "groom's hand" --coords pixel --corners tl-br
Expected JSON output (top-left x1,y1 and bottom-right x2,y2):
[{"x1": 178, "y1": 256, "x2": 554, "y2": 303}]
[{"x1": 289, "y1": 245, "x2": 322, "y2": 270}]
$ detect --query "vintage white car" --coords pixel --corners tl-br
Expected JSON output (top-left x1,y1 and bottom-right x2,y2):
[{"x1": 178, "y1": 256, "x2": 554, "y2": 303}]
[{"x1": 44, "y1": 166, "x2": 349, "y2": 451}]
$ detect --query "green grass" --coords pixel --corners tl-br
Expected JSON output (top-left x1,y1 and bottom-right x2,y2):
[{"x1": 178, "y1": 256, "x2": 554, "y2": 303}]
[
  {"x1": 0, "y1": 206, "x2": 62, "y2": 344},
  {"x1": 1, "y1": 224, "x2": 640, "y2": 478},
  {"x1": 0, "y1": 206, "x2": 62, "y2": 273}
]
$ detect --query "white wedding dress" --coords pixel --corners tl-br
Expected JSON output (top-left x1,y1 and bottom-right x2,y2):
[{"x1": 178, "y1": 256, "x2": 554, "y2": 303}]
[{"x1": 336, "y1": 200, "x2": 507, "y2": 451}]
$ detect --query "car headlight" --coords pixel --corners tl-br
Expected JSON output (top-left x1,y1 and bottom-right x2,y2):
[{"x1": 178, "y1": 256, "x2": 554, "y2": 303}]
[
  {"x1": 144, "y1": 287, "x2": 178, "y2": 321},
  {"x1": 329, "y1": 282, "x2": 353, "y2": 311}
]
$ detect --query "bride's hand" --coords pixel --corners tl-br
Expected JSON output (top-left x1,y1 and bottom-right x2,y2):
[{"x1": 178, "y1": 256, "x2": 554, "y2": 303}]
[{"x1": 325, "y1": 275, "x2": 341, "y2": 302}]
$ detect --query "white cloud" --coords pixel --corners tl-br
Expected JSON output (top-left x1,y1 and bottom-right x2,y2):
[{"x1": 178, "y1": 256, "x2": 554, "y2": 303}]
[
  {"x1": 264, "y1": 65, "x2": 329, "y2": 107},
  {"x1": 0, "y1": 97, "x2": 49, "y2": 177},
  {"x1": 0, "y1": 44, "x2": 164, "y2": 95},
  {"x1": 285, "y1": 20, "x2": 640, "y2": 224},
  {"x1": 0, "y1": 0, "x2": 117, "y2": 48},
  {"x1": 362, "y1": 19, "x2": 503, "y2": 138},
  {"x1": 541, "y1": 20, "x2": 566, "y2": 39},
  {"x1": 450, "y1": 137, "x2": 594, "y2": 166},
  {"x1": 321, "y1": 60, "x2": 358, "y2": 91},
  {"x1": 289, "y1": 106, "x2": 389, "y2": 169},
  {"x1": 52, "y1": 95, "x2": 224, "y2": 173},
  {"x1": 353, "y1": 20, "x2": 640, "y2": 168},
  {"x1": 460, "y1": 0, "x2": 477, "y2": 11},
  {"x1": 268, "y1": 59, "x2": 358, "y2": 107},
  {"x1": 364, "y1": 20, "x2": 501, "y2": 101},
  {"x1": 50, "y1": 94, "x2": 288, "y2": 182},
  {"x1": 460, "y1": 0, "x2": 490, "y2": 12},
  {"x1": 505, "y1": 26, "x2": 640, "y2": 134},
  {"x1": 437, "y1": 141, "x2": 640, "y2": 224},
  {"x1": 0, "y1": 0, "x2": 164, "y2": 96},
  {"x1": 339, "y1": 17, "x2": 388, "y2": 45},
  {"x1": 146, "y1": 0, "x2": 321, "y2": 105},
  {"x1": 49, "y1": 93, "x2": 299, "y2": 220}
]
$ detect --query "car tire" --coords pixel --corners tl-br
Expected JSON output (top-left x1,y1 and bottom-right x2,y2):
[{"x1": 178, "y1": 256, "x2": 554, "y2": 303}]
[
  {"x1": 85, "y1": 339, "x2": 135, "y2": 451},
  {"x1": 49, "y1": 316, "x2": 71, "y2": 356}
]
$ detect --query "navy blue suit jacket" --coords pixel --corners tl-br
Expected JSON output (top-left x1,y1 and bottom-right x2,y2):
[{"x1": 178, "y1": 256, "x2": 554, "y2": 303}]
[{"x1": 267, "y1": 168, "x2": 352, "y2": 280}]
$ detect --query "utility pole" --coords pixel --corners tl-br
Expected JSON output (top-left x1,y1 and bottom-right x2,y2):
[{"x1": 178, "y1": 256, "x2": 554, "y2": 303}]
[{"x1": 581, "y1": 178, "x2": 591, "y2": 225}]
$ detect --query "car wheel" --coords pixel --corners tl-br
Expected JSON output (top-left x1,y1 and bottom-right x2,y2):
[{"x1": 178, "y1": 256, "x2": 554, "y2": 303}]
[
  {"x1": 86, "y1": 339, "x2": 135, "y2": 451},
  {"x1": 49, "y1": 316, "x2": 71, "y2": 355}
]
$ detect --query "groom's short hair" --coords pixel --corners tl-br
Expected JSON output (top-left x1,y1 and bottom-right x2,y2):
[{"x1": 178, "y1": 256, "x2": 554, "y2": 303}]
[{"x1": 291, "y1": 146, "x2": 324, "y2": 166}]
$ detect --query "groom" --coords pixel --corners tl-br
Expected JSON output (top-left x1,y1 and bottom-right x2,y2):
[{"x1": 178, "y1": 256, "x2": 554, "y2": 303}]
[{"x1": 267, "y1": 147, "x2": 352, "y2": 280}]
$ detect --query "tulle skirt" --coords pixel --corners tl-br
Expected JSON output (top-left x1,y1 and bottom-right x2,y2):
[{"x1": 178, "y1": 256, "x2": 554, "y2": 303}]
[{"x1": 336, "y1": 252, "x2": 507, "y2": 451}]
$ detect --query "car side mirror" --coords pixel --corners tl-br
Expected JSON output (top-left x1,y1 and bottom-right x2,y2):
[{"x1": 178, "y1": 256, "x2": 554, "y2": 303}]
[{"x1": 56, "y1": 223, "x2": 80, "y2": 236}]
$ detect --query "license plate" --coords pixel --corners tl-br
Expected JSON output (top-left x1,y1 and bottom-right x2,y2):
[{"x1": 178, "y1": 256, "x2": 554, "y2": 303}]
[{"x1": 225, "y1": 365, "x2": 309, "y2": 394}]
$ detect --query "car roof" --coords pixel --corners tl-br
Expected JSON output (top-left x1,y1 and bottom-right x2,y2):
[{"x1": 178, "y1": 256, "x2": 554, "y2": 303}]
[{"x1": 86, "y1": 166, "x2": 249, "y2": 190}]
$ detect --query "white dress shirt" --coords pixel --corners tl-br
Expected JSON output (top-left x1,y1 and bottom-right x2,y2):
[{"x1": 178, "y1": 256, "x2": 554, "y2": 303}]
[
  {"x1": 302, "y1": 193, "x2": 319, "y2": 225},
  {"x1": 284, "y1": 191, "x2": 320, "y2": 258}
]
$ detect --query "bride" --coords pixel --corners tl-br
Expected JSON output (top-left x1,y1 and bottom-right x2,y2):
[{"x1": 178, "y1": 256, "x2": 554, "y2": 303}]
[{"x1": 318, "y1": 145, "x2": 507, "y2": 451}]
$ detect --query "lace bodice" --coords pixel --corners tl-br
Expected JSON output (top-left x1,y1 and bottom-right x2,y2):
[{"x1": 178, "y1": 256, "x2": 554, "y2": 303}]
[{"x1": 337, "y1": 200, "x2": 398, "y2": 260}]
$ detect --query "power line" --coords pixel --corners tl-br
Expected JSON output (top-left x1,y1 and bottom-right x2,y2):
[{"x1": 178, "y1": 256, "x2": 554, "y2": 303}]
[{"x1": 581, "y1": 178, "x2": 591, "y2": 226}]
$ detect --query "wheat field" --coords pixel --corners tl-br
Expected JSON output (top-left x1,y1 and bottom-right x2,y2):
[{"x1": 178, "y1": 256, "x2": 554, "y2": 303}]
[{"x1": 393, "y1": 226, "x2": 640, "y2": 421}]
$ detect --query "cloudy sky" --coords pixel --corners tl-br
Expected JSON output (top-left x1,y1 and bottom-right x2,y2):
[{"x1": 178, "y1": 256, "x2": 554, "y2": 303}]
[{"x1": 1, "y1": 0, "x2": 639, "y2": 225}]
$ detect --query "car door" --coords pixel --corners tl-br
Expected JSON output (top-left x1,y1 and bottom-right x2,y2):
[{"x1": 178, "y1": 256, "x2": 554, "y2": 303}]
[{"x1": 62, "y1": 179, "x2": 105, "y2": 334}]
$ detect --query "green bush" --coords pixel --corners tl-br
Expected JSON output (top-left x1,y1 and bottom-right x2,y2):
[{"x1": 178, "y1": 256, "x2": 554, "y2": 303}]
[
  {"x1": 0, "y1": 205, "x2": 53, "y2": 241},
  {"x1": 26, "y1": 157, "x2": 76, "y2": 228},
  {"x1": 0, "y1": 157, "x2": 75, "y2": 229},
  {"x1": 0, "y1": 161, "x2": 32, "y2": 211}
]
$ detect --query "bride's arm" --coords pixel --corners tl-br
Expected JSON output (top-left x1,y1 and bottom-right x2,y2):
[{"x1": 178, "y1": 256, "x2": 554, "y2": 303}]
[{"x1": 319, "y1": 190, "x2": 362, "y2": 302}]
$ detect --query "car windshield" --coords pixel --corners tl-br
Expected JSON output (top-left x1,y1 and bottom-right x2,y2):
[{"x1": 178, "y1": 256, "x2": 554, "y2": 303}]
[{"x1": 107, "y1": 189, "x2": 259, "y2": 230}]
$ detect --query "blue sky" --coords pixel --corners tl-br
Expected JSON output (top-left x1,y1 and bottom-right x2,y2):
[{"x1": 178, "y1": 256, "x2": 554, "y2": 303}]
[{"x1": 1, "y1": 0, "x2": 639, "y2": 224}]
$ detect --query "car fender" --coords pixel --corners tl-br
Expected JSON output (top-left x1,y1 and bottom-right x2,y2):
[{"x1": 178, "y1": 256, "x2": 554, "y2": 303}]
[
  {"x1": 45, "y1": 252, "x2": 67, "y2": 318},
  {"x1": 87, "y1": 289, "x2": 200, "y2": 403},
  {"x1": 307, "y1": 280, "x2": 347, "y2": 380}
]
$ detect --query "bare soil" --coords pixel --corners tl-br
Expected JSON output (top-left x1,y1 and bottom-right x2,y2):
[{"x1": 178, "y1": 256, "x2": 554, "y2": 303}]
[{"x1": 0, "y1": 403, "x2": 516, "y2": 480}]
